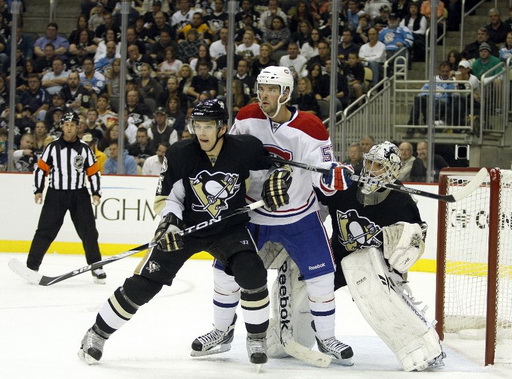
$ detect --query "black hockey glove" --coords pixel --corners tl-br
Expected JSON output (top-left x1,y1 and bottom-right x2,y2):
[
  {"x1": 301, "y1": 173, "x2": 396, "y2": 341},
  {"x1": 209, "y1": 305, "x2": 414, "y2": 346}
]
[
  {"x1": 154, "y1": 213, "x2": 185, "y2": 252},
  {"x1": 261, "y1": 166, "x2": 292, "y2": 211}
]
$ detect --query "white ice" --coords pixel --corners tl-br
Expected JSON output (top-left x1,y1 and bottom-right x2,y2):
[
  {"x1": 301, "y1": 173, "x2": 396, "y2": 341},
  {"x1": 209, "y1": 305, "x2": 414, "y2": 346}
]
[{"x1": 1, "y1": 252, "x2": 510, "y2": 379}]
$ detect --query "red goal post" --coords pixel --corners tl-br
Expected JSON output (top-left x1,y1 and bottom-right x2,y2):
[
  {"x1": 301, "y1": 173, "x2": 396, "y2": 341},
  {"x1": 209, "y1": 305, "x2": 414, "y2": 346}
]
[{"x1": 435, "y1": 167, "x2": 512, "y2": 366}]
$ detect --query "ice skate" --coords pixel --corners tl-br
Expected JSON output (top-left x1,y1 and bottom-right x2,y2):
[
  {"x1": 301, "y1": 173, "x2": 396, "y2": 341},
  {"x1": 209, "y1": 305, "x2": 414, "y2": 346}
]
[
  {"x1": 425, "y1": 351, "x2": 446, "y2": 370},
  {"x1": 316, "y1": 336, "x2": 354, "y2": 366},
  {"x1": 78, "y1": 327, "x2": 106, "y2": 365},
  {"x1": 247, "y1": 332, "x2": 267, "y2": 372},
  {"x1": 91, "y1": 267, "x2": 106, "y2": 284},
  {"x1": 191, "y1": 314, "x2": 237, "y2": 356}
]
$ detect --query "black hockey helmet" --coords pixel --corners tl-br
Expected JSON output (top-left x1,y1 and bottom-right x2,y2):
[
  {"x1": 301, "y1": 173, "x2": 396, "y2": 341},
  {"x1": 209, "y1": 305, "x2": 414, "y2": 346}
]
[
  {"x1": 191, "y1": 99, "x2": 228, "y2": 122},
  {"x1": 60, "y1": 111, "x2": 80, "y2": 126}
]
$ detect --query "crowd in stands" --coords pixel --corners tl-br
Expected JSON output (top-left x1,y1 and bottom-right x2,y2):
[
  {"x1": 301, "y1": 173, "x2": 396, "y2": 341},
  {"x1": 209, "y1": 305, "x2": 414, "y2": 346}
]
[{"x1": 0, "y1": 0, "x2": 510, "y2": 175}]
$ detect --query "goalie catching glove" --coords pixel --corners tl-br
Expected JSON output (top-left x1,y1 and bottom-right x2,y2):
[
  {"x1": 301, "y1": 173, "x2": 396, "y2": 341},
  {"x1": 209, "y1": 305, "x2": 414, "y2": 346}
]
[
  {"x1": 262, "y1": 166, "x2": 292, "y2": 211},
  {"x1": 154, "y1": 213, "x2": 185, "y2": 252},
  {"x1": 382, "y1": 222, "x2": 427, "y2": 273},
  {"x1": 322, "y1": 163, "x2": 354, "y2": 191}
]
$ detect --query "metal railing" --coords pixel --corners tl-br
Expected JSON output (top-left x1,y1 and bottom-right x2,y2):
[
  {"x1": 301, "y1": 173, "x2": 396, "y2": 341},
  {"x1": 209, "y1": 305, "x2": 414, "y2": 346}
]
[
  {"x1": 459, "y1": 0, "x2": 498, "y2": 51},
  {"x1": 424, "y1": 16, "x2": 446, "y2": 79}
]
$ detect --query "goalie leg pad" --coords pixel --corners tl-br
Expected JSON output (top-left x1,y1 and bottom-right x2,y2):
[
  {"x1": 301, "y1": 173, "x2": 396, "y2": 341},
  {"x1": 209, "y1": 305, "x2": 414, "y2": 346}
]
[
  {"x1": 341, "y1": 248, "x2": 444, "y2": 371},
  {"x1": 258, "y1": 241, "x2": 289, "y2": 270}
]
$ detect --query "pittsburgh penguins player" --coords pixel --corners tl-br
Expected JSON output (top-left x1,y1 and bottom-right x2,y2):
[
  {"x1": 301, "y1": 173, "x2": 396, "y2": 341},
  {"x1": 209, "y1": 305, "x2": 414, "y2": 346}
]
[
  {"x1": 78, "y1": 99, "x2": 292, "y2": 367},
  {"x1": 266, "y1": 141, "x2": 446, "y2": 371}
]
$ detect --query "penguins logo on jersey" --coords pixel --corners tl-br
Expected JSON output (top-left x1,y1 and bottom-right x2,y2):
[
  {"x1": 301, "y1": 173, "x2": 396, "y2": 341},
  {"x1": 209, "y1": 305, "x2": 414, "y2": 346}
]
[
  {"x1": 336, "y1": 209, "x2": 382, "y2": 252},
  {"x1": 190, "y1": 170, "x2": 240, "y2": 218}
]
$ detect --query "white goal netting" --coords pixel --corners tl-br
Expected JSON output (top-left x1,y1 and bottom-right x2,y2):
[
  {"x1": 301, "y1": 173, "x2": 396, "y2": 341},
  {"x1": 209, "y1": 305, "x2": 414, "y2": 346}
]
[{"x1": 439, "y1": 169, "x2": 512, "y2": 364}]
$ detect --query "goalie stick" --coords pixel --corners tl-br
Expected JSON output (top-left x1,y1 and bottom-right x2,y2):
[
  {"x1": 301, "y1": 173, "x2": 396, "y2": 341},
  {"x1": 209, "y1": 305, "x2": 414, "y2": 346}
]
[
  {"x1": 9, "y1": 200, "x2": 265, "y2": 286},
  {"x1": 271, "y1": 157, "x2": 488, "y2": 203},
  {"x1": 277, "y1": 259, "x2": 332, "y2": 368}
]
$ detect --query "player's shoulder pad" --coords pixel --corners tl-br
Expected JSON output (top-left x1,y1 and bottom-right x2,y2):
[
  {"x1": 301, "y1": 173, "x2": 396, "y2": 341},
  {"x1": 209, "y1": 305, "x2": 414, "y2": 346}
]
[
  {"x1": 288, "y1": 111, "x2": 329, "y2": 141},
  {"x1": 235, "y1": 102, "x2": 266, "y2": 121}
]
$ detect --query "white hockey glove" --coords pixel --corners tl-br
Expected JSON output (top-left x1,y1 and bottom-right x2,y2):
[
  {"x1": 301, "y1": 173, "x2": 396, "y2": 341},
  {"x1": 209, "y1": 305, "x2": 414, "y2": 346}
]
[
  {"x1": 382, "y1": 222, "x2": 426, "y2": 273},
  {"x1": 261, "y1": 166, "x2": 292, "y2": 211},
  {"x1": 322, "y1": 163, "x2": 354, "y2": 191},
  {"x1": 154, "y1": 213, "x2": 185, "y2": 252}
]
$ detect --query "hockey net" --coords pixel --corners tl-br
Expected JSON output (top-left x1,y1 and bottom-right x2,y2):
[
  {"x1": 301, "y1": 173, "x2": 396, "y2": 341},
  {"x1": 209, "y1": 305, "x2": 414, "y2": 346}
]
[{"x1": 436, "y1": 167, "x2": 512, "y2": 365}]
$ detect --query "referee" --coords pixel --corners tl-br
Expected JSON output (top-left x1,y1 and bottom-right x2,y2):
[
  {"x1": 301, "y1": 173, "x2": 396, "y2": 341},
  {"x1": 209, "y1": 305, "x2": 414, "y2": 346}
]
[{"x1": 26, "y1": 111, "x2": 107, "y2": 284}]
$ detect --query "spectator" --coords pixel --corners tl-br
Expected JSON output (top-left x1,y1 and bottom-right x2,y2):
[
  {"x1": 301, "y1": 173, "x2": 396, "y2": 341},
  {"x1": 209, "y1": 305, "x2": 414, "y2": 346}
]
[
  {"x1": 156, "y1": 46, "x2": 184, "y2": 81},
  {"x1": 252, "y1": 42, "x2": 277, "y2": 75},
  {"x1": 410, "y1": 140, "x2": 448, "y2": 182},
  {"x1": 126, "y1": 44, "x2": 155, "y2": 81},
  {"x1": 446, "y1": 49, "x2": 462, "y2": 78},
  {"x1": 98, "y1": 122, "x2": 124, "y2": 152},
  {"x1": 505, "y1": 6, "x2": 512, "y2": 30},
  {"x1": 15, "y1": 25, "x2": 34, "y2": 61},
  {"x1": 391, "y1": 0, "x2": 411, "y2": 21},
  {"x1": 306, "y1": 62, "x2": 324, "y2": 98},
  {"x1": 209, "y1": 26, "x2": 229, "y2": 60},
  {"x1": 149, "y1": 29, "x2": 179, "y2": 65},
  {"x1": 157, "y1": 75, "x2": 189, "y2": 113},
  {"x1": 419, "y1": 0, "x2": 444, "y2": 22},
  {"x1": 485, "y1": 8, "x2": 508, "y2": 45},
  {"x1": 288, "y1": 1, "x2": 314, "y2": 35},
  {"x1": 163, "y1": 95, "x2": 187, "y2": 137},
  {"x1": 177, "y1": 63, "x2": 195, "y2": 97},
  {"x1": 300, "y1": 28, "x2": 323, "y2": 60},
  {"x1": 13, "y1": 132, "x2": 36, "y2": 172},
  {"x1": 262, "y1": 15, "x2": 291, "y2": 61},
  {"x1": 499, "y1": 32, "x2": 512, "y2": 64},
  {"x1": 178, "y1": 28, "x2": 206, "y2": 63},
  {"x1": 231, "y1": 79, "x2": 250, "y2": 117},
  {"x1": 95, "y1": 93, "x2": 117, "y2": 130},
  {"x1": 171, "y1": 0, "x2": 196, "y2": 34},
  {"x1": 79, "y1": 57, "x2": 106, "y2": 95},
  {"x1": 190, "y1": 44, "x2": 217, "y2": 74},
  {"x1": 233, "y1": 59, "x2": 256, "y2": 98},
  {"x1": 145, "y1": 10, "x2": 175, "y2": 44},
  {"x1": 142, "y1": 0, "x2": 170, "y2": 25},
  {"x1": 378, "y1": 13, "x2": 413, "y2": 59},
  {"x1": 84, "y1": 108, "x2": 105, "y2": 140},
  {"x1": 234, "y1": 13, "x2": 264, "y2": 44},
  {"x1": 94, "y1": 29, "x2": 120, "y2": 66},
  {"x1": 126, "y1": 89, "x2": 151, "y2": 127},
  {"x1": 359, "y1": 28, "x2": 386, "y2": 87},
  {"x1": 88, "y1": 2, "x2": 105, "y2": 32},
  {"x1": 137, "y1": 62, "x2": 163, "y2": 101},
  {"x1": 146, "y1": 106, "x2": 179, "y2": 148},
  {"x1": 47, "y1": 106, "x2": 64, "y2": 138},
  {"x1": 82, "y1": 132, "x2": 107, "y2": 174},
  {"x1": 452, "y1": 60, "x2": 480, "y2": 126},
  {"x1": 360, "y1": 135, "x2": 375, "y2": 153},
  {"x1": 343, "y1": 142, "x2": 363, "y2": 174},
  {"x1": 34, "y1": 22, "x2": 69, "y2": 59},
  {"x1": 397, "y1": 141, "x2": 415, "y2": 181},
  {"x1": 346, "y1": 0, "x2": 365, "y2": 31},
  {"x1": 93, "y1": 10, "x2": 121, "y2": 45},
  {"x1": 32, "y1": 121, "x2": 50, "y2": 157},
  {"x1": 462, "y1": 28, "x2": 499, "y2": 61},
  {"x1": 279, "y1": 41, "x2": 308, "y2": 80},
  {"x1": 128, "y1": 126, "x2": 156, "y2": 168},
  {"x1": 293, "y1": 20, "x2": 313, "y2": 51},
  {"x1": 0, "y1": 29, "x2": 6, "y2": 72},
  {"x1": 259, "y1": 0, "x2": 288, "y2": 32},
  {"x1": 104, "y1": 141, "x2": 139, "y2": 175},
  {"x1": 338, "y1": 29, "x2": 360, "y2": 64},
  {"x1": 179, "y1": 11, "x2": 212, "y2": 44},
  {"x1": 33, "y1": 43, "x2": 57, "y2": 76},
  {"x1": 292, "y1": 77, "x2": 320, "y2": 116},
  {"x1": 374, "y1": 5, "x2": 391, "y2": 30},
  {"x1": 205, "y1": 0, "x2": 229, "y2": 38},
  {"x1": 16, "y1": 74, "x2": 50, "y2": 122},
  {"x1": 126, "y1": 26, "x2": 147, "y2": 55},
  {"x1": 235, "y1": 0, "x2": 260, "y2": 31},
  {"x1": 407, "y1": 61, "x2": 455, "y2": 126},
  {"x1": 142, "y1": 141, "x2": 169, "y2": 175},
  {"x1": 306, "y1": 40, "x2": 331, "y2": 74},
  {"x1": 187, "y1": 61, "x2": 218, "y2": 102},
  {"x1": 471, "y1": 43, "x2": 502, "y2": 80},
  {"x1": 44, "y1": 92, "x2": 70, "y2": 127},
  {"x1": 236, "y1": 30, "x2": 260, "y2": 63},
  {"x1": 68, "y1": 29, "x2": 97, "y2": 70},
  {"x1": 61, "y1": 71, "x2": 96, "y2": 113},
  {"x1": 316, "y1": 59, "x2": 350, "y2": 116},
  {"x1": 364, "y1": 1, "x2": 392, "y2": 22},
  {"x1": 355, "y1": 13, "x2": 371, "y2": 44},
  {"x1": 310, "y1": 0, "x2": 330, "y2": 28},
  {"x1": 343, "y1": 51, "x2": 365, "y2": 100},
  {"x1": 400, "y1": 2, "x2": 427, "y2": 62},
  {"x1": 41, "y1": 57, "x2": 70, "y2": 96},
  {"x1": 105, "y1": 58, "x2": 122, "y2": 106}
]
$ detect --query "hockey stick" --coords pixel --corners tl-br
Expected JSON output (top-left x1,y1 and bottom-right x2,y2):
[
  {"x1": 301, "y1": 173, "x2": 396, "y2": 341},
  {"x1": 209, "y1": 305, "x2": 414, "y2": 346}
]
[
  {"x1": 272, "y1": 157, "x2": 488, "y2": 203},
  {"x1": 277, "y1": 259, "x2": 332, "y2": 368},
  {"x1": 9, "y1": 200, "x2": 266, "y2": 286}
]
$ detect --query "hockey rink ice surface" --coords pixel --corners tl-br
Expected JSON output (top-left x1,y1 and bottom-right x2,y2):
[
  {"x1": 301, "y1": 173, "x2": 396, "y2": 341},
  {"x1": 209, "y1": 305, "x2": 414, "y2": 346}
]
[{"x1": 1, "y1": 252, "x2": 510, "y2": 379}]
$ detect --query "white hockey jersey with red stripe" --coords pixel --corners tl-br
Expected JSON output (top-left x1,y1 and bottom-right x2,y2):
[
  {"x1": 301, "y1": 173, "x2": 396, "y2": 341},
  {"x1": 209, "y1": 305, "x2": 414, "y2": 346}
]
[{"x1": 230, "y1": 103, "x2": 335, "y2": 226}]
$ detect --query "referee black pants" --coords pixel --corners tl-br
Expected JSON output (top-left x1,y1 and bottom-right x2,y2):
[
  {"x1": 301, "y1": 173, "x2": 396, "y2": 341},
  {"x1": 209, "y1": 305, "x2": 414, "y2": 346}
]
[{"x1": 27, "y1": 188, "x2": 102, "y2": 271}]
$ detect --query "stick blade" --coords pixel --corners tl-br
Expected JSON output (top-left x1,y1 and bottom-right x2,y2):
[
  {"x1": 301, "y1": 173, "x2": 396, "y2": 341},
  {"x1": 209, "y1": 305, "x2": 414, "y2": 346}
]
[
  {"x1": 283, "y1": 340, "x2": 332, "y2": 368},
  {"x1": 451, "y1": 167, "x2": 488, "y2": 202},
  {"x1": 8, "y1": 258, "x2": 42, "y2": 284}
]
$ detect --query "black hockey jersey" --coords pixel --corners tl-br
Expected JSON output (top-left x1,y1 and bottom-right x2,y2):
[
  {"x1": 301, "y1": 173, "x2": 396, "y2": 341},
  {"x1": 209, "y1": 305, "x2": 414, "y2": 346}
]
[
  {"x1": 318, "y1": 182, "x2": 423, "y2": 288},
  {"x1": 157, "y1": 134, "x2": 273, "y2": 237}
]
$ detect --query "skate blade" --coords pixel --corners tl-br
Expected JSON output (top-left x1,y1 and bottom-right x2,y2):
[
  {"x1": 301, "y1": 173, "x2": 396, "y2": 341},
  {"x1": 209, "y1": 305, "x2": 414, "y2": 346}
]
[
  {"x1": 77, "y1": 350, "x2": 99, "y2": 365},
  {"x1": 254, "y1": 363, "x2": 264, "y2": 373},
  {"x1": 190, "y1": 343, "x2": 231, "y2": 357},
  {"x1": 333, "y1": 357, "x2": 354, "y2": 366},
  {"x1": 93, "y1": 277, "x2": 106, "y2": 285}
]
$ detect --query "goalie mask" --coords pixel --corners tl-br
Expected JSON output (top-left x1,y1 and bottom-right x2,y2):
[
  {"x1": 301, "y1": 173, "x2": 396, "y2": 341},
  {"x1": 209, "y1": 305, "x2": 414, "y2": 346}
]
[
  {"x1": 256, "y1": 66, "x2": 294, "y2": 119},
  {"x1": 358, "y1": 141, "x2": 402, "y2": 203}
]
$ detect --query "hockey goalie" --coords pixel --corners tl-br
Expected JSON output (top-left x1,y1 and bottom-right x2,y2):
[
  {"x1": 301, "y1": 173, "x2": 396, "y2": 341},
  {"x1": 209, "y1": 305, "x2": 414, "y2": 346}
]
[{"x1": 263, "y1": 141, "x2": 446, "y2": 371}]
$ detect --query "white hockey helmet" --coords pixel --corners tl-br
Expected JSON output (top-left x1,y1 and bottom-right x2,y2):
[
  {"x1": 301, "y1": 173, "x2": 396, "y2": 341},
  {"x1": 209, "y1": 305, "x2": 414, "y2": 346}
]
[
  {"x1": 360, "y1": 141, "x2": 402, "y2": 194},
  {"x1": 256, "y1": 66, "x2": 294, "y2": 118}
]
